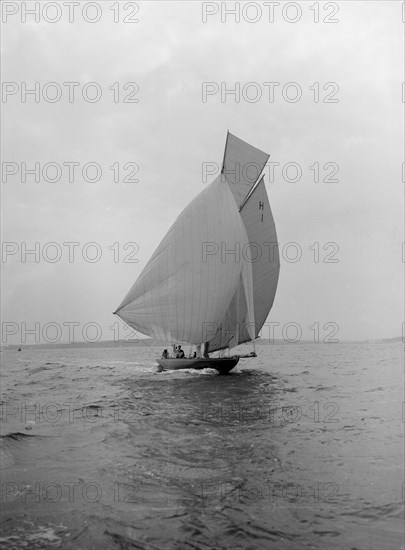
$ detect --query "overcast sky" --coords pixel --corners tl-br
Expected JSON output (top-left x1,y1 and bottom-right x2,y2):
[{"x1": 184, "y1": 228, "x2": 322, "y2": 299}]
[{"x1": 1, "y1": 1, "x2": 403, "y2": 345}]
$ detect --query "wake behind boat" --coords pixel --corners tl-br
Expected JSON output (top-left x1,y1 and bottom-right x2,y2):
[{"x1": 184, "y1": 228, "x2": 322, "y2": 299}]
[{"x1": 114, "y1": 132, "x2": 280, "y2": 373}]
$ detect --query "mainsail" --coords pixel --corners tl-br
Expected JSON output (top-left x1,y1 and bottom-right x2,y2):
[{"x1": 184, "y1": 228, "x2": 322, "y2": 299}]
[{"x1": 114, "y1": 132, "x2": 280, "y2": 352}]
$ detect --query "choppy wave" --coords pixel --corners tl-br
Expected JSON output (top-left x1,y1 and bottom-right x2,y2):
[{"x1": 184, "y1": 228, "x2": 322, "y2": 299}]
[{"x1": 0, "y1": 343, "x2": 403, "y2": 550}]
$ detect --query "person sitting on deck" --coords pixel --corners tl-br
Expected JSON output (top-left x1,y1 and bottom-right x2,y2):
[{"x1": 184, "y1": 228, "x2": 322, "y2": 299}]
[
  {"x1": 176, "y1": 345, "x2": 185, "y2": 358},
  {"x1": 162, "y1": 349, "x2": 169, "y2": 359}
]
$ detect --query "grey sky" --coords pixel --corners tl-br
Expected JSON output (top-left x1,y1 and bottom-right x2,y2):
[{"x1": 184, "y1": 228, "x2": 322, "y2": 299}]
[{"x1": 1, "y1": 1, "x2": 403, "y2": 344}]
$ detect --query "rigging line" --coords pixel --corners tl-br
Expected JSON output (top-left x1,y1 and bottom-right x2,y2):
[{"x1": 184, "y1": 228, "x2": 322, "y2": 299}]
[{"x1": 127, "y1": 327, "x2": 161, "y2": 358}]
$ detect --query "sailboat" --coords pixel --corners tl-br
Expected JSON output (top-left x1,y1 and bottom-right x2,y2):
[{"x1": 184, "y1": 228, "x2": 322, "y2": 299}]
[{"x1": 114, "y1": 132, "x2": 280, "y2": 374}]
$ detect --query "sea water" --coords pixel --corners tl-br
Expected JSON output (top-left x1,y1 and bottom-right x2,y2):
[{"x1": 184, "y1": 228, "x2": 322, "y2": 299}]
[{"x1": 0, "y1": 342, "x2": 403, "y2": 550}]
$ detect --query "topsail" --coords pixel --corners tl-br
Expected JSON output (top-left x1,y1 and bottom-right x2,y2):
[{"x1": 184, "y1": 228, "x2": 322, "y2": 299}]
[{"x1": 114, "y1": 132, "x2": 280, "y2": 351}]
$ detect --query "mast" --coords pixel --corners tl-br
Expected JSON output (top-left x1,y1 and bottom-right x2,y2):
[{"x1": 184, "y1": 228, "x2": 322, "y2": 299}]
[
  {"x1": 221, "y1": 130, "x2": 230, "y2": 174},
  {"x1": 235, "y1": 280, "x2": 240, "y2": 343}
]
